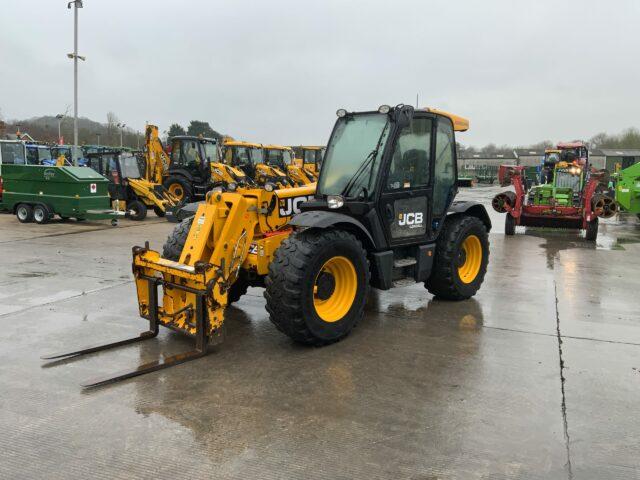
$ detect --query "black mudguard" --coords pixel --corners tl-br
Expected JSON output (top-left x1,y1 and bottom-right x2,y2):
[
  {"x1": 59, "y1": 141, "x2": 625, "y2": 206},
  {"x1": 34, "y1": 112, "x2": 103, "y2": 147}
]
[
  {"x1": 447, "y1": 201, "x2": 492, "y2": 232},
  {"x1": 290, "y1": 211, "x2": 376, "y2": 249}
]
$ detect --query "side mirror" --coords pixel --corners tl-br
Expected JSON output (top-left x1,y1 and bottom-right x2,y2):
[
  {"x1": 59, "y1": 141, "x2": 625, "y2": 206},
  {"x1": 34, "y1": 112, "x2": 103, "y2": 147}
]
[{"x1": 393, "y1": 105, "x2": 414, "y2": 129}]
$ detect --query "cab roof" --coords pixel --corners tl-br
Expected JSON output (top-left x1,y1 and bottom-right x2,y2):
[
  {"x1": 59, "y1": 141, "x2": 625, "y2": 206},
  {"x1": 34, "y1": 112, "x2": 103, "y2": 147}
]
[
  {"x1": 263, "y1": 144, "x2": 293, "y2": 151},
  {"x1": 421, "y1": 107, "x2": 469, "y2": 132},
  {"x1": 557, "y1": 141, "x2": 585, "y2": 150},
  {"x1": 223, "y1": 139, "x2": 263, "y2": 148},
  {"x1": 172, "y1": 135, "x2": 217, "y2": 143}
]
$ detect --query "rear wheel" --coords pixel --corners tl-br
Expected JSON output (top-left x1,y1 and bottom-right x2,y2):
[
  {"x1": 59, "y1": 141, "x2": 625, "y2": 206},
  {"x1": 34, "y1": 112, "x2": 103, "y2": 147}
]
[
  {"x1": 265, "y1": 229, "x2": 370, "y2": 346},
  {"x1": 164, "y1": 176, "x2": 193, "y2": 203},
  {"x1": 162, "y1": 217, "x2": 194, "y2": 261},
  {"x1": 33, "y1": 204, "x2": 50, "y2": 224},
  {"x1": 127, "y1": 200, "x2": 147, "y2": 221},
  {"x1": 426, "y1": 215, "x2": 489, "y2": 300},
  {"x1": 16, "y1": 204, "x2": 33, "y2": 223},
  {"x1": 505, "y1": 214, "x2": 516, "y2": 236},
  {"x1": 585, "y1": 218, "x2": 599, "y2": 241}
]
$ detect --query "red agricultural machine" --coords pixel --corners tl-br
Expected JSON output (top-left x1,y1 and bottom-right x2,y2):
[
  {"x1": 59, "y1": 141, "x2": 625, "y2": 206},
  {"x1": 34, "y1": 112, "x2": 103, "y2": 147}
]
[{"x1": 492, "y1": 142, "x2": 617, "y2": 241}]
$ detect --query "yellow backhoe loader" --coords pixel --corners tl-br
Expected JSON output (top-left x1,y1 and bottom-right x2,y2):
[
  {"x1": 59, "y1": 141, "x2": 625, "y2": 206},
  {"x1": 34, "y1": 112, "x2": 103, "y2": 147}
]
[
  {"x1": 264, "y1": 144, "x2": 316, "y2": 186},
  {"x1": 44, "y1": 105, "x2": 491, "y2": 388}
]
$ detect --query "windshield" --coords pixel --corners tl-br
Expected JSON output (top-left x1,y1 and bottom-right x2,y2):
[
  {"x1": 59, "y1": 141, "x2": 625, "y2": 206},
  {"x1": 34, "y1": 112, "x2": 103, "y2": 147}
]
[
  {"x1": 265, "y1": 149, "x2": 287, "y2": 168},
  {"x1": 251, "y1": 147, "x2": 264, "y2": 165},
  {"x1": 555, "y1": 169, "x2": 581, "y2": 190},
  {"x1": 38, "y1": 148, "x2": 53, "y2": 163},
  {"x1": 317, "y1": 113, "x2": 390, "y2": 197},
  {"x1": 1, "y1": 142, "x2": 26, "y2": 164},
  {"x1": 120, "y1": 154, "x2": 141, "y2": 179},
  {"x1": 203, "y1": 142, "x2": 218, "y2": 163}
]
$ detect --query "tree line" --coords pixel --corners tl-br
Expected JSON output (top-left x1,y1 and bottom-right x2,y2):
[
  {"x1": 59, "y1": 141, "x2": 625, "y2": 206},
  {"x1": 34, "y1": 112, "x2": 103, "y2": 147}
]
[
  {"x1": 0, "y1": 110, "x2": 224, "y2": 149},
  {"x1": 459, "y1": 127, "x2": 640, "y2": 156}
]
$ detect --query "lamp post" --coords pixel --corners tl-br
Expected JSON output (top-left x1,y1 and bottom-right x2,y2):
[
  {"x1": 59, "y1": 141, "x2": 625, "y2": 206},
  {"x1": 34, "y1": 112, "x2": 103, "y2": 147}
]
[
  {"x1": 95, "y1": 132, "x2": 101, "y2": 146},
  {"x1": 67, "y1": 0, "x2": 85, "y2": 147},
  {"x1": 117, "y1": 123, "x2": 126, "y2": 147},
  {"x1": 56, "y1": 114, "x2": 65, "y2": 144}
]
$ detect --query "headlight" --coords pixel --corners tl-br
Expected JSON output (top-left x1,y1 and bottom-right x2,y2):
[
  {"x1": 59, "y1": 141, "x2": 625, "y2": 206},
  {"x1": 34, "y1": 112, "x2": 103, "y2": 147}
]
[
  {"x1": 336, "y1": 108, "x2": 347, "y2": 118},
  {"x1": 378, "y1": 105, "x2": 391, "y2": 114},
  {"x1": 227, "y1": 182, "x2": 238, "y2": 191},
  {"x1": 264, "y1": 182, "x2": 276, "y2": 192},
  {"x1": 327, "y1": 195, "x2": 344, "y2": 209}
]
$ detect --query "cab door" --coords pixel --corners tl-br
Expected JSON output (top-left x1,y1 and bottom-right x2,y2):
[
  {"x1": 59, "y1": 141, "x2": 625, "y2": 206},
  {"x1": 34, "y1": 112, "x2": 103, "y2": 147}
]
[{"x1": 377, "y1": 114, "x2": 434, "y2": 246}]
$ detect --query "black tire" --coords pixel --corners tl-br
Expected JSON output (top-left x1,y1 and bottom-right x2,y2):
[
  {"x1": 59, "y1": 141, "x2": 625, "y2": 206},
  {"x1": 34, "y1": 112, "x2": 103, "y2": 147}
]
[
  {"x1": 153, "y1": 205, "x2": 166, "y2": 217},
  {"x1": 585, "y1": 217, "x2": 599, "y2": 241},
  {"x1": 127, "y1": 200, "x2": 147, "y2": 221},
  {"x1": 59, "y1": 216, "x2": 70, "y2": 221},
  {"x1": 16, "y1": 204, "x2": 33, "y2": 223},
  {"x1": 163, "y1": 176, "x2": 193, "y2": 203},
  {"x1": 162, "y1": 217, "x2": 194, "y2": 261},
  {"x1": 265, "y1": 229, "x2": 370, "y2": 346},
  {"x1": 76, "y1": 217, "x2": 87, "y2": 222},
  {"x1": 425, "y1": 215, "x2": 489, "y2": 301},
  {"x1": 505, "y1": 214, "x2": 516, "y2": 236},
  {"x1": 33, "y1": 204, "x2": 51, "y2": 224}
]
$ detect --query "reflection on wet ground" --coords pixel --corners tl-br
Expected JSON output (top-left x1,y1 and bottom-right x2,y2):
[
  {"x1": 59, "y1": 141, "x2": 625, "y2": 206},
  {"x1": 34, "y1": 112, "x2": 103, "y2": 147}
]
[{"x1": 1, "y1": 187, "x2": 639, "y2": 479}]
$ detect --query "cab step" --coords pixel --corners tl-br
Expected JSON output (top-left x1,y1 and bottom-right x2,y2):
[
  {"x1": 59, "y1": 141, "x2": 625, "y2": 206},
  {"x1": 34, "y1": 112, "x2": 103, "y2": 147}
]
[
  {"x1": 393, "y1": 258, "x2": 417, "y2": 268},
  {"x1": 392, "y1": 277, "x2": 417, "y2": 288}
]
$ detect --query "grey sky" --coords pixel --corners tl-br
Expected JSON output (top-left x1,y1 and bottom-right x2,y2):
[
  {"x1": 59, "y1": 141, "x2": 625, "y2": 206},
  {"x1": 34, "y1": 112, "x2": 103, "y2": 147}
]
[{"x1": 1, "y1": 0, "x2": 639, "y2": 147}]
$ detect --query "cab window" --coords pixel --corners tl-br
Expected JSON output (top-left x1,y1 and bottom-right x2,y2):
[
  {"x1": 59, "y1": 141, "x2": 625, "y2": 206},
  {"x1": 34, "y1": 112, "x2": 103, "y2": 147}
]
[
  {"x1": 432, "y1": 119, "x2": 456, "y2": 216},
  {"x1": 386, "y1": 117, "x2": 432, "y2": 191}
]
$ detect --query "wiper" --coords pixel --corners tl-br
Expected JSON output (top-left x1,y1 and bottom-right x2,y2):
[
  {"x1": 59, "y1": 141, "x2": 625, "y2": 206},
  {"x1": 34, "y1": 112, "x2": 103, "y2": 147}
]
[
  {"x1": 341, "y1": 149, "x2": 376, "y2": 198},
  {"x1": 340, "y1": 121, "x2": 390, "y2": 198}
]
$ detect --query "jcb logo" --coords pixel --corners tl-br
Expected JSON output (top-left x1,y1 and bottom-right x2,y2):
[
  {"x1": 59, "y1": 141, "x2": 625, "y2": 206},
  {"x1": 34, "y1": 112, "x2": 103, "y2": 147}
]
[
  {"x1": 398, "y1": 212, "x2": 423, "y2": 227},
  {"x1": 279, "y1": 195, "x2": 314, "y2": 217}
]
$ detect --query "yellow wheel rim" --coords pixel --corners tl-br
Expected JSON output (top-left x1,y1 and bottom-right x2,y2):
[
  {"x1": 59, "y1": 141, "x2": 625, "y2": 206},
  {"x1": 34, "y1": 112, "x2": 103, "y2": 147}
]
[
  {"x1": 313, "y1": 256, "x2": 358, "y2": 323},
  {"x1": 458, "y1": 235, "x2": 482, "y2": 284},
  {"x1": 168, "y1": 183, "x2": 184, "y2": 200}
]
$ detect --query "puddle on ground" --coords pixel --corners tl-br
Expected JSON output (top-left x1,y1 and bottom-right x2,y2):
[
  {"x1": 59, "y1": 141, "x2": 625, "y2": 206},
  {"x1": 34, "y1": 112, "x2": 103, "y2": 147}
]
[{"x1": 8, "y1": 271, "x2": 57, "y2": 278}]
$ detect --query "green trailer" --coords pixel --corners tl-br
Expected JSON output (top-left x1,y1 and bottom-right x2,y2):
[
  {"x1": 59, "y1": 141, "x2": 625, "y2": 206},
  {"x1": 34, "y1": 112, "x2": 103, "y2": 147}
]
[
  {"x1": 614, "y1": 162, "x2": 640, "y2": 217},
  {"x1": 0, "y1": 164, "x2": 124, "y2": 225}
]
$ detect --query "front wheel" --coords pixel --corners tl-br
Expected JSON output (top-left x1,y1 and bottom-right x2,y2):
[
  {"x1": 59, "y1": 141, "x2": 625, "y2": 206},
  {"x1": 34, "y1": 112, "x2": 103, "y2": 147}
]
[
  {"x1": 265, "y1": 229, "x2": 370, "y2": 346},
  {"x1": 127, "y1": 200, "x2": 147, "y2": 221},
  {"x1": 425, "y1": 215, "x2": 489, "y2": 300},
  {"x1": 505, "y1": 214, "x2": 516, "y2": 236},
  {"x1": 153, "y1": 205, "x2": 166, "y2": 217},
  {"x1": 585, "y1": 218, "x2": 599, "y2": 241}
]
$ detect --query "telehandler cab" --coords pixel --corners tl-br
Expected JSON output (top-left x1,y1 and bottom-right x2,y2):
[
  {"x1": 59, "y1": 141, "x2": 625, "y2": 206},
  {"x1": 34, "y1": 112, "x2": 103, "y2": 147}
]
[
  {"x1": 264, "y1": 144, "x2": 316, "y2": 186},
  {"x1": 293, "y1": 145, "x2": 324, "y2": 178},
  {"x1": 43, "y1": 105, "x2": 491, "y2": 388},
  {"x1": 223, "y1": 140, "x2": 293, "y2": 189}
]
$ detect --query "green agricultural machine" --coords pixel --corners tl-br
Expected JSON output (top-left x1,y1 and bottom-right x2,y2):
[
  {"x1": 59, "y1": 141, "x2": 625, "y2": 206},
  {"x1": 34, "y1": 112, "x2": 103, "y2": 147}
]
[
  {"x1": 614, "y1": 161, "x2": 640, "y2": 219},
  {"x1": 0, "y1": 164, "x2": 124, "y2": 224}
]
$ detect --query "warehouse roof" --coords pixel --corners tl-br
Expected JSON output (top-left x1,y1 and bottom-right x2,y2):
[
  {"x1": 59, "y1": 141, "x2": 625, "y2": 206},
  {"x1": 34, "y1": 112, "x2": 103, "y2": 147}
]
[
  {"x1": 598, "y1": 149, "x2": 640, "y2": 156},
  {"x1": 459, "y1": 151, "x2": 517, "y2": 160}
]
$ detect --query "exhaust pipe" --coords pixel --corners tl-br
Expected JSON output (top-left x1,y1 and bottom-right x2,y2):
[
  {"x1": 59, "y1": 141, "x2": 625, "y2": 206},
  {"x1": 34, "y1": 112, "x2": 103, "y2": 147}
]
[
  {"x1": 592, "y1": 194, "x2": 618, "y2": 219},
  {"x1": 492, "y1": 191, "x2": 516, "y2": 213}
]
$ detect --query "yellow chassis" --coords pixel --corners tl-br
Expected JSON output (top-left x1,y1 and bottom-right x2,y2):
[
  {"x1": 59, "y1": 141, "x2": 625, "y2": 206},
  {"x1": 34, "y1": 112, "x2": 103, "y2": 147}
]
[{"x1": 132, "y1": 184, "x2": 316, "y2": 341}]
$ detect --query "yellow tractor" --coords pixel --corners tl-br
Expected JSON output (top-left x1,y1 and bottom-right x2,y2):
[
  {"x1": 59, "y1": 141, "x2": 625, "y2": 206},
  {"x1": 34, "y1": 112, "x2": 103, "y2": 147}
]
[
  {"x1": 223, "y1": 140, "x2": 292, "y2": 189},
  {"x1": 263, "y1": 144, "x2": 316, "y2": 186},
  {"x1": 153, "y1": 130, "x2": 252, "y2": 203},
  {"x1": 44, "y1": 105, "x2": 491, "y2": 387}
]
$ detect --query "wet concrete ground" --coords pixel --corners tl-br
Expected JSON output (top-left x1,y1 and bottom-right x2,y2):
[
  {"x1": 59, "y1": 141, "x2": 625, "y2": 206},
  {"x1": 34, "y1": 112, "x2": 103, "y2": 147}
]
[{"x1": 1, "y1": 186, "x2": 639, "y2": 479}]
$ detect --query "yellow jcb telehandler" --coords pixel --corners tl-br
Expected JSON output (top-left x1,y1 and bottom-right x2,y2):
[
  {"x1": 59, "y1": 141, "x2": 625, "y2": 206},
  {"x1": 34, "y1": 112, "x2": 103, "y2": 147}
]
[{"x1": 44, "y1": 105, "x2": 491, "y2": 387}]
